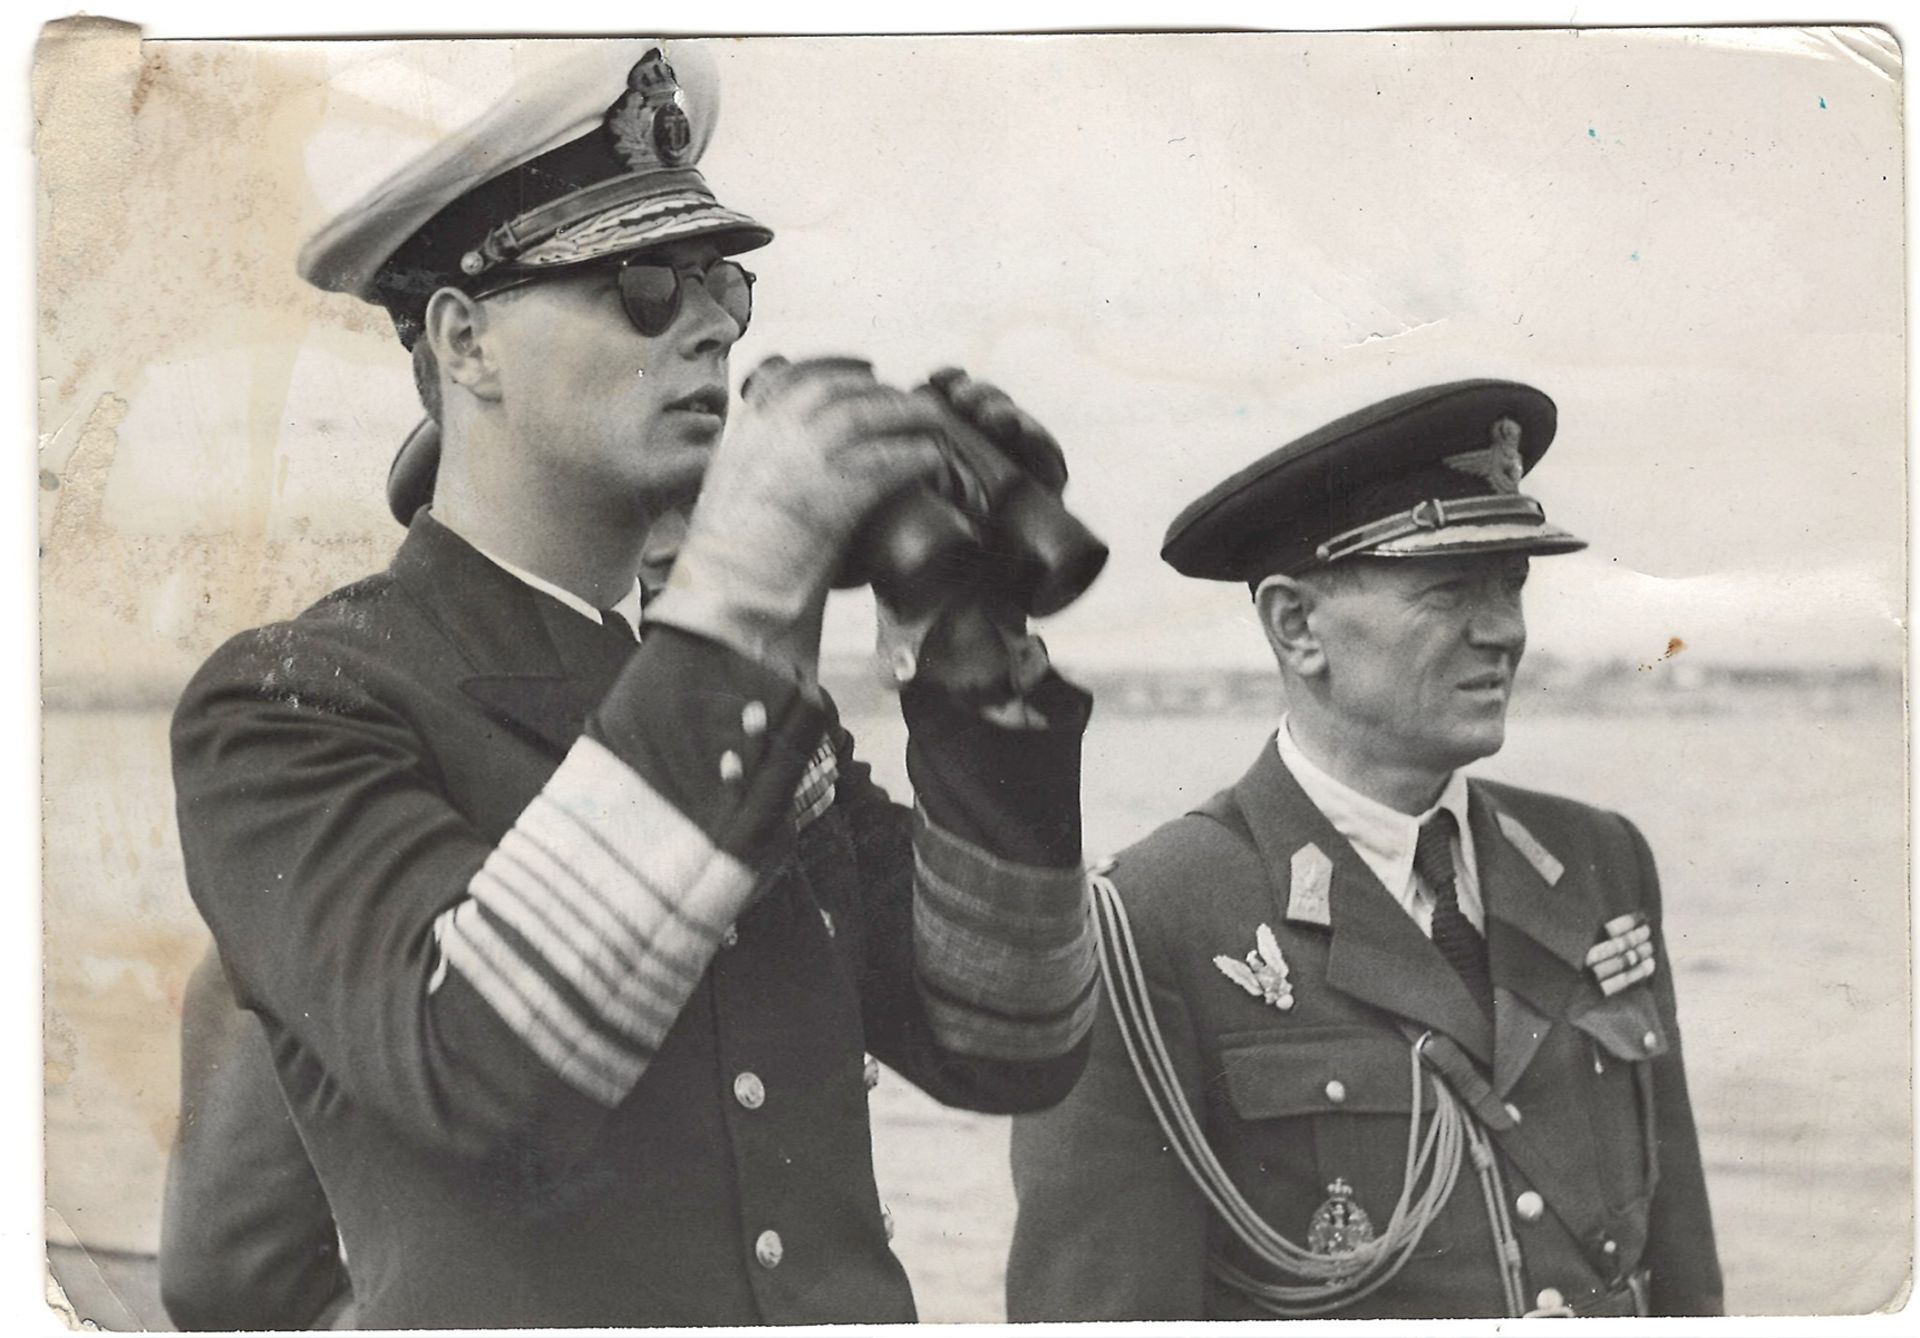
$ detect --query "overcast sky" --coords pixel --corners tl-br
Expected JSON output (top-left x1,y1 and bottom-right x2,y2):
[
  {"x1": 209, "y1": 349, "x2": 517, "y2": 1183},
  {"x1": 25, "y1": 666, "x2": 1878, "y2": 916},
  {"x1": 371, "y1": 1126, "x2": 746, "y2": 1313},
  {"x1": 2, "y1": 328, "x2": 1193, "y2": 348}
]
[{"x1": 39, "y1": 25, "x2": 1905, "y2": 677}]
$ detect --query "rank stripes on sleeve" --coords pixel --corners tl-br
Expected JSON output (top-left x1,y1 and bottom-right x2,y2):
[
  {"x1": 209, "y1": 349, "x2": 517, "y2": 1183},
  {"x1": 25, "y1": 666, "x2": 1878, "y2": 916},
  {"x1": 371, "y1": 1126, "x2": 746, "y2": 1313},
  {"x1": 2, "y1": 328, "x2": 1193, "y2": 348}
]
[
  {"x1": 911, "y1": 808, "x2": 1097, "y2": 1061},
  {"x1": 790, "y1": 735, "x2": 837, "y2": 831},
  {"x1": 434, "y1": 735, "x2": 759, "y2": 1107}
]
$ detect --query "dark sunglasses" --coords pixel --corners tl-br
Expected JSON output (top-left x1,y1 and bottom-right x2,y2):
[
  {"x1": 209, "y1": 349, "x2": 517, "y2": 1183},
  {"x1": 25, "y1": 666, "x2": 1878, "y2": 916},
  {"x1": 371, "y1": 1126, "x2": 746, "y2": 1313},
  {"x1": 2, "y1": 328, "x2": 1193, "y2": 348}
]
[
  {"x1": 614, "y1": 257, "x2": 755, "y2": 337},
  {"x1": 472, "y1": 256, "x2": 755, "y2": 338}
]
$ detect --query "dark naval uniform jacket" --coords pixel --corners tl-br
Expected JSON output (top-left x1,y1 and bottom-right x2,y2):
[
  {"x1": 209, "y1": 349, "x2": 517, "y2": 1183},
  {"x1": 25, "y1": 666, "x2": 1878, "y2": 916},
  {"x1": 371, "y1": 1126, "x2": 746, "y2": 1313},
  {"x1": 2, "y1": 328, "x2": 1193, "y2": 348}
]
[
  {"x1": 172, "y1": 512, "x2": 1095, "y2": 1329},
  {"x1": 1008, "y1": 740, "x2": 1721, "y2": 1320}
]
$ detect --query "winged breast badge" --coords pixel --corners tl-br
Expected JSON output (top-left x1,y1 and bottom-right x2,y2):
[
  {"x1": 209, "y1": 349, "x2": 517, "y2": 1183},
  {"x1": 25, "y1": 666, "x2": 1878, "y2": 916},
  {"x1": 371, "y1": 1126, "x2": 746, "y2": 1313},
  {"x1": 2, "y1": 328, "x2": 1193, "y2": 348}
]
[{"x1": 1215, "y1": 923, "x2": 1294, "y2": 1011}]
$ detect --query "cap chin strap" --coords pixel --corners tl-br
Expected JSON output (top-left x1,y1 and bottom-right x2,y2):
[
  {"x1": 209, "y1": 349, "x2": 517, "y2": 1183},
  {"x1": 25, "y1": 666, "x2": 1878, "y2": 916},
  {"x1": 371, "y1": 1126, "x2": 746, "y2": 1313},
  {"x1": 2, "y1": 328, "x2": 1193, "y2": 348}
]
[
  {"x1": 1090, "y1": 871, "x2": 1532, "y2": 1317},
  {"x1": 1314, "y1": 495, "x2": 1546, "y2": 566}
]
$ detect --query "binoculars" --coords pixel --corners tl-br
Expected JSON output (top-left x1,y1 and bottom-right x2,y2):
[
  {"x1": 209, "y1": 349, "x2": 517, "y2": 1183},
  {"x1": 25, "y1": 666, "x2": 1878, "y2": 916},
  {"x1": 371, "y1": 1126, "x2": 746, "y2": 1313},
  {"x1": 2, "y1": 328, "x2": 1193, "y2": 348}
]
[
  {"x1": 745, "y1": 358, "x2": 1109, "y2": 619},
  {"x1": 387, "y1": 360, "x2": 1108, "y2": 621}
]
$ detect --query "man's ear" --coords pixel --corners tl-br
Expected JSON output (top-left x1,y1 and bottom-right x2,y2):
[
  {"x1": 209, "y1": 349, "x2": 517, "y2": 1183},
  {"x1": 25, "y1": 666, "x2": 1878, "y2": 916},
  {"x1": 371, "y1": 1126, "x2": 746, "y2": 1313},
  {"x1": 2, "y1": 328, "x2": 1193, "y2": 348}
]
[
  {"x1": 422, "y1": 288, "x2": 502, "y2": 405},
  {"x1": 1255, "y1": 574, "x2": 1328, "y2": 679}
]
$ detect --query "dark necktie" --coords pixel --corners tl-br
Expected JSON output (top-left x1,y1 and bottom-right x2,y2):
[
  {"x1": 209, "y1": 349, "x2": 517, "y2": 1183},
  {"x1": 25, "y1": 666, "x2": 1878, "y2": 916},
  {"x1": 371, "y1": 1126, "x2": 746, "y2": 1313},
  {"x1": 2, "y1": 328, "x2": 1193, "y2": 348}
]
[
  {"x1": 1414, "y1": 811, "x2": 1494, "y2": 1016},
  {"x1": 597, "y1": 607, "x2": 638, "y2": 658}
]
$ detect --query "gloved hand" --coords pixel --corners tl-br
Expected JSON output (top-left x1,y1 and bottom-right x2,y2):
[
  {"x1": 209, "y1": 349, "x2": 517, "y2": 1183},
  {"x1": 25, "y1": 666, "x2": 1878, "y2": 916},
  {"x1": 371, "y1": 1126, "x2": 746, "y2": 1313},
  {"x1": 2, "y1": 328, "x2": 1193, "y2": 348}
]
[
  {"x1": 920, "y1": 366, "x2": 1069, "y2": 496},
  {"x1": 647, "y1": 356, "x2": 953, "y2": 685},
  {"x1": 877, "y1": 369, "x2": 1073, "y2": 723}
]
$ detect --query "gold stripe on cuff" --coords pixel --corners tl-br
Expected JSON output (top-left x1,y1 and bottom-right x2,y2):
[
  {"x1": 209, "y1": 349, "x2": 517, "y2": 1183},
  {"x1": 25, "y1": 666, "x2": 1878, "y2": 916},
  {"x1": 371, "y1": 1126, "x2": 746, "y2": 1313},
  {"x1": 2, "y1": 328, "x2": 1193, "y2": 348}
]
[
  {"x1": 440, "y1": 900, "x2": 642, "y2": 1107},
  {"x1": 449, "y1": 736, "x2": 761, "y2": 1098}
]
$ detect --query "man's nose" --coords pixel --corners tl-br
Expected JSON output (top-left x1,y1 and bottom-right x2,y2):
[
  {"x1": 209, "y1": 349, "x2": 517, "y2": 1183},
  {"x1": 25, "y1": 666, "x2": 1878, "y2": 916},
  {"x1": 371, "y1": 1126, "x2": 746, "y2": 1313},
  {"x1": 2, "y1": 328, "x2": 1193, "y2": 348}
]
[
  {"x1": 1467, "y1": 588, "x2": 1527, "y2": 655},
  {"x1": 670, "y1": 275, "x2": 744, "y2": 356}
]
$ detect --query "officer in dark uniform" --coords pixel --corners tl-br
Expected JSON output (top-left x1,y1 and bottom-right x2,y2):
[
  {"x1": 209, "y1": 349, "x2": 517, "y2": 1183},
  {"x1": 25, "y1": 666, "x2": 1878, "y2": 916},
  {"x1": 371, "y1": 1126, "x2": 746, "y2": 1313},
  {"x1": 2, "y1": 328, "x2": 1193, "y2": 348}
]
[
  {"x1": 1007, "y1": 380, "x2": 1722, "y2": 1319},
  {"x1": 169, "y1": 41, "x2": 1097, "y2": 1328}
]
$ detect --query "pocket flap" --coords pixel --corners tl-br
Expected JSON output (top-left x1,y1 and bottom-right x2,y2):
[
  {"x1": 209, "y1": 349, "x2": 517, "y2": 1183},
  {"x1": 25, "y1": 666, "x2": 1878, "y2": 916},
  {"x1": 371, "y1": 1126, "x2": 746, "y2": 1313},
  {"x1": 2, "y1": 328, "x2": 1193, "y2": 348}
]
[
  {"x1": 1219, "y1": 1026, "x2": 1432, "y2": 1120},
  {"x1": 1570, "y1": 986, "x2": 1669, "y2": 1061}
]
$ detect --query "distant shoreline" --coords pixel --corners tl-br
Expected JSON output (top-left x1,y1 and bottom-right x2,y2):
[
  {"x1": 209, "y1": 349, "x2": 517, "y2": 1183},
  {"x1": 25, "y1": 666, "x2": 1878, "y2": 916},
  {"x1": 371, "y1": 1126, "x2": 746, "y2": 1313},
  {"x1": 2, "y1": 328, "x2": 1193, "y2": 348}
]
[{"x1": 39, "y1": 658, "x2": 1902, "y2": 719}]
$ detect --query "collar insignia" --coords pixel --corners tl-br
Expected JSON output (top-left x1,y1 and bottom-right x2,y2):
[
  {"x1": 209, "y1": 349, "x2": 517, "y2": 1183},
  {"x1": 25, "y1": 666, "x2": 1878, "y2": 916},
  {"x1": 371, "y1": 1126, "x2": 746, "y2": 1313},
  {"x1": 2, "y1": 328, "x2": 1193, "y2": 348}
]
[
  {"x1": 608, "y1": 49, "x2": 694, "y2": 170},
  {"x1": 1443, "y1": 416, "x2": 1525, "y2": 494},
  {"x1": 1214, "y1": 923, "x2": 1294, "y2": 1011},
  {"x1": 1287, "y1": 842, "x2": 1334, "y2": 927},
  {"x1": 1495, "y1": 810, "x2": 1564, "y2": 886}
]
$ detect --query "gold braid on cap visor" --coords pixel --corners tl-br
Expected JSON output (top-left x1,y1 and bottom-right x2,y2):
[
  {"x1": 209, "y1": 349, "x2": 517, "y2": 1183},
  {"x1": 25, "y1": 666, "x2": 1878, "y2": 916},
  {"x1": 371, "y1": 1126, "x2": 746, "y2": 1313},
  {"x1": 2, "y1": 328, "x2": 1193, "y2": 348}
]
[
  {"x1": 1313, "y1": 495, "x2": 1548, "y2": 565},
  {"x1": 460, "y1": 168, "x2": 718, "y2": 277}
]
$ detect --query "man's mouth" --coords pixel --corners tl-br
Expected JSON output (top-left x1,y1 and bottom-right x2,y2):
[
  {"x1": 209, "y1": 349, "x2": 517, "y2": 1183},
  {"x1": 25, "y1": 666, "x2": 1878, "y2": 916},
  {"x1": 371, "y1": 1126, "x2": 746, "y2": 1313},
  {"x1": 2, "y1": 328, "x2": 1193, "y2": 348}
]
[
  {"x1": 1458, "y1": 671, "x2": 1509, "y2": 693},
  {"x1": 666, "y1": 386, "x2": 730, "y2": 422}
]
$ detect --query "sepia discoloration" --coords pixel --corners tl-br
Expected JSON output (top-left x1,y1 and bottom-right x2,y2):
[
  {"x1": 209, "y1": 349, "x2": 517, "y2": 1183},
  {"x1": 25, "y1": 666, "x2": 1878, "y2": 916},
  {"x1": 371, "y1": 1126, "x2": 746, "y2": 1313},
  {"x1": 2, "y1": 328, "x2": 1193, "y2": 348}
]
[
  {"x1": 43, "y1": 1009, "x2": 76, "y2": 1092},
  {"x1": 34, "y1": 24, "x2": 1908, "y2": 1325},
  {"x1": 33, "y1": 19, "x2": 141, "y2": 312}
]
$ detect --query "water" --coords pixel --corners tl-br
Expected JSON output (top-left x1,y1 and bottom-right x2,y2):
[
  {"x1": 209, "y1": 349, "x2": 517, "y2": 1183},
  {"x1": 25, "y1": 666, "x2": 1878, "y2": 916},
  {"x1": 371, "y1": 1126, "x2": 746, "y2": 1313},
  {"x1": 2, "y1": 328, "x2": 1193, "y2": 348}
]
[{"x1": 42, "y1": 695, "x2": 1910, "y2": 1319}]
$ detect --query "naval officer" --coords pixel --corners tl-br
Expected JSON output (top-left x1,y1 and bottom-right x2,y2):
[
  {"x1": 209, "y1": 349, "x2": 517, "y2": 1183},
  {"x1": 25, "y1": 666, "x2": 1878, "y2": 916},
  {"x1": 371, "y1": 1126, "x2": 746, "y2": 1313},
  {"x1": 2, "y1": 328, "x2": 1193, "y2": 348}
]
[
  {"x1": 1008, "y1": 380, "x2": 1721, "y2": 1319},
  {"x1": 168, "y1": 40, "x2": 1096, "y2": 1328}
]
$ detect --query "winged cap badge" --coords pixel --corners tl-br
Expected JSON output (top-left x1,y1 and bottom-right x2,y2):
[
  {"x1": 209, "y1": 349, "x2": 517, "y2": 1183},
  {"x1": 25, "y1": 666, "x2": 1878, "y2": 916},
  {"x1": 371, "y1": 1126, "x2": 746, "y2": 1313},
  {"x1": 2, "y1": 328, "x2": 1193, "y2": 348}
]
[
  {"x1": 1214, "y1": 923, "x2": 1294, "y2": 1010},
  {"x1": 1442, "y1": 415, "x2": 1525, "y2": 494}
]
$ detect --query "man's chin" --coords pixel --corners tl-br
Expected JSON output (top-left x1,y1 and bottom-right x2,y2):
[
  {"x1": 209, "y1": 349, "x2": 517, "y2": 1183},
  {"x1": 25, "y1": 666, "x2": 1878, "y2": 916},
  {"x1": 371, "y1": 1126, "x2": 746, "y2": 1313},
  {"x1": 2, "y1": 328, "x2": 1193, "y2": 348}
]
[
  {"x1": 1412, "y1": 715, "x2": 1509, "y2": 775},
  {"x1": 1445, "y1": 722, "x2": 1508, "y2": 769},
  {"x1": 626, "y1": 446, "x2": 713, "y2": 512}
]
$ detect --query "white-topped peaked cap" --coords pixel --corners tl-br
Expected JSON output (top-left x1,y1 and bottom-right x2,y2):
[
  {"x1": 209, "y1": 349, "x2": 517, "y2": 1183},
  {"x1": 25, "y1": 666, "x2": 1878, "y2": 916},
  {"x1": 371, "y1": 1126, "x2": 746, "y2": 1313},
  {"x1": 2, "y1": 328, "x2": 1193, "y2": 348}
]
[{"x1": 298, "y1": 40, "x2": 772, "y2": 347}]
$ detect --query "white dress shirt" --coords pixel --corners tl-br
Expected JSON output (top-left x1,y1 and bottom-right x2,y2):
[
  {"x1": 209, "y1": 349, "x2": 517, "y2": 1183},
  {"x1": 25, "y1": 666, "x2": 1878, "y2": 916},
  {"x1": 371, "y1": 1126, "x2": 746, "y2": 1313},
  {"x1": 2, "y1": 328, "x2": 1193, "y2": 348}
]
[
  {"x1": 1274, "y1": 716, "x2": 1484, "y2": 935},
  {"x1": 462, "y1": 536, "x2": 646, "y2": 643}
]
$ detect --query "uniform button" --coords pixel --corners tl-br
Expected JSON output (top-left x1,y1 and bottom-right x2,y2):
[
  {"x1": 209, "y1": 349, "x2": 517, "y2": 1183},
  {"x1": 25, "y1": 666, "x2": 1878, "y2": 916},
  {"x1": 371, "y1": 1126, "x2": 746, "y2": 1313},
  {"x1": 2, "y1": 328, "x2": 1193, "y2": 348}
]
[
  {"x1": 741, "y1": 700, "x2": 768, "y2": 736},
  {"x1": 720, "y1": 750, "x2": 745, "y2": 783},
  {"x1": 1324, "y1": 1080, "x2": 1347, "y2": 1104},
  {"x1": 863, "y1": 1054, "x2": 881, "y2": 1090},
  {"x1": 1603, "y1": 1238, "x2": 1619, "y2": 1256},
  {"x1": 1642, "y1": 1029, "x2": 1659, "y2": 1051},
  {"x1": 1535, "y1": 1287, "x2": 1565, "y2": 1311},
  {"x1": 1515, "y1": 1190, "x2": 1544, "y2": 1221},
  {"x1": 1593, "y1": 1054, "x2": 1606, "y2": 1075},
  {"x1": 721, "y1": 924, "x2": 740, "y2": 949},
  {"x1": 881, "y1": 1201, "x2": 895, "y2": 1242},
  {"x1": 754, "y1": 1229, "x2": 783, "y2": 1268},
  {"x1": 1504, "y1": 1102, "x2": 1523, "y2": 1124},
  {"x1": 733, "y1": 1072, "x2": 765, "y2": 1110}
]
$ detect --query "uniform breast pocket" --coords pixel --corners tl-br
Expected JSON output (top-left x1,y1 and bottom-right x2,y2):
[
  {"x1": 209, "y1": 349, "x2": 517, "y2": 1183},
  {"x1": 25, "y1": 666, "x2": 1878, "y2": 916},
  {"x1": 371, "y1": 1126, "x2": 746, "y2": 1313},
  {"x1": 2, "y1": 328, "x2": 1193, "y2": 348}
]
[
  {"x1": 1216, "y1": 1027, "x2": 1438, "y2": 1231},
  {"x1": 1569, "y1": 987, "x2": 1666, "y2": 1211}
]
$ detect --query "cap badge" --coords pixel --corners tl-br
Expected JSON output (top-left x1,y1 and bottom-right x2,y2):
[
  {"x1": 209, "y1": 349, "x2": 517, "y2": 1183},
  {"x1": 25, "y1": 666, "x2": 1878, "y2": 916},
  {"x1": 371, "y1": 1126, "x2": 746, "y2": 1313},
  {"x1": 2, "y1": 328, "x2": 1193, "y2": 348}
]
[
  {"x1": 608, "y1": 49, "x2": 694, "y2": 170},
  {"x1": 1214, "y1": 923, "x2": 1294, "y2": 1011},
  {"x1": 1442, "y1": 416, "x2": 1525, "y2": 494}
]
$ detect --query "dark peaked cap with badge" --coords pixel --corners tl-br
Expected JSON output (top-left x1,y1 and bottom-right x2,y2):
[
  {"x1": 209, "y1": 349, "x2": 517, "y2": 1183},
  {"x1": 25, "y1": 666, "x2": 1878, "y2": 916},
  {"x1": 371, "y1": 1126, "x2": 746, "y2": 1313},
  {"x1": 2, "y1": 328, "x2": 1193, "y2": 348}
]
[
  {"x1": 1162, "y1": 380, "x2": 1587, "y2": 582},
  {"x1": 298, "y1": 41, "x2": 771, "y2": 522}
]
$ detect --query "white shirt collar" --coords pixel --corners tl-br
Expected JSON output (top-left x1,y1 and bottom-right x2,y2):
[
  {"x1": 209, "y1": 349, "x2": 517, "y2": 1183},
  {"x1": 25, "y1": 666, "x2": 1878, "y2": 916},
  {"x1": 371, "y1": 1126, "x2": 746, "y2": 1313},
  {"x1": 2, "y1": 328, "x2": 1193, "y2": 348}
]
[
  {"x1": 447, "y1": 525, "x2": 645, "y2": 641},
  {"x1": 1274, "y1": 715, "x2": 1482, "y2": 931}
]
